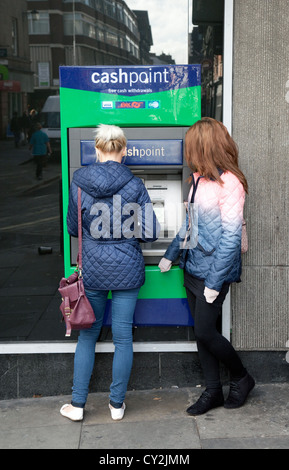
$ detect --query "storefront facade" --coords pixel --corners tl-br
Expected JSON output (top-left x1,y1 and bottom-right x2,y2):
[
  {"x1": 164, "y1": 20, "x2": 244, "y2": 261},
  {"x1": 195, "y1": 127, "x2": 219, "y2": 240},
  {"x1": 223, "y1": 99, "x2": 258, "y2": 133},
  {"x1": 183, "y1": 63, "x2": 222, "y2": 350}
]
[{"x1": 0, "y1": 0, "x2": 288, "y2": 399}]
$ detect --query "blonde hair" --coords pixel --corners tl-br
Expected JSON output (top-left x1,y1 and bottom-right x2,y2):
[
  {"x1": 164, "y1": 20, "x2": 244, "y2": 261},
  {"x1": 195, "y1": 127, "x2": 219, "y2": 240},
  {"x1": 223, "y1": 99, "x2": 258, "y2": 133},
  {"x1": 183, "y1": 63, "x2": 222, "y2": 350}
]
[
  {"x1": 185, "y1": 117, "x2": 248, "y2": 193},
  {"x1": 94, "y1": 124, "x2": 127, "y2": 154}
]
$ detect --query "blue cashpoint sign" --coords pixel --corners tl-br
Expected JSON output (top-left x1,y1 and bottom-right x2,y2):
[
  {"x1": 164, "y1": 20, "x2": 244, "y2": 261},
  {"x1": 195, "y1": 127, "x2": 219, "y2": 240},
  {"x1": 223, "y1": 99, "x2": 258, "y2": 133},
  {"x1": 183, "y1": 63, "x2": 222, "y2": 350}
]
[
  {"x1": 80, "y1": 139, "x2": 183, "y2": 166},
  {"x1": 60, "y1": 65, "x2": 200, "y2": 96}
]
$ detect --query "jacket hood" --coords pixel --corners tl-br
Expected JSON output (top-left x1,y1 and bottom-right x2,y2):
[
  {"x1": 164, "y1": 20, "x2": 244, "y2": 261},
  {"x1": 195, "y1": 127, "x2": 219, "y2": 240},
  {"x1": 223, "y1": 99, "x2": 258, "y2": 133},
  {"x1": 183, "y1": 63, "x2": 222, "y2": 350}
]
[{"x1": 72, "y1": 161, "x2": 134, "y2": 198}]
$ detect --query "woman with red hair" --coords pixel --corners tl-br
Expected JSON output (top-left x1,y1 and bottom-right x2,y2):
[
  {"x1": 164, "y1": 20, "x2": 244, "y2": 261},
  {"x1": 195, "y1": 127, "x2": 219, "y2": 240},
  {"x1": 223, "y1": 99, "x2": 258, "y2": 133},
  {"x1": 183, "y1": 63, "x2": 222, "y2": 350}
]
[{"x1": 159, "y1": 118, "x2": 255, "y2": 416}]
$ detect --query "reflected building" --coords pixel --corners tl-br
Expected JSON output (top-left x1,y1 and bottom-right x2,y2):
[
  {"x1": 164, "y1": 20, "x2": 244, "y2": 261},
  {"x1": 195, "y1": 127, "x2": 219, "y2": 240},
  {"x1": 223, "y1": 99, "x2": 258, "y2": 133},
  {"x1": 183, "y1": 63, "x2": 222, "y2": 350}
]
[
  {"x1": 27, "y1": 0, "x2": 142, "y2": 107},
  {"x1": 132, "y1": 10, "x2": 153, "y2": 65},
  {"x1": 189, "y1": 0, "x2": 224, "y2": 120},
  {"x1": 0, "y1": 0, "x2": 34, "y2": 138}
]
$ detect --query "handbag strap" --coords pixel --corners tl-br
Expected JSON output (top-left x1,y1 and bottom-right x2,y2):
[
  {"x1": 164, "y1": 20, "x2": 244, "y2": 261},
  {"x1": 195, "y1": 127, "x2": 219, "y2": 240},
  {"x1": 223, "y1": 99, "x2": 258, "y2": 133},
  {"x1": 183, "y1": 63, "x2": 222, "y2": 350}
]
[
  {"x1": 183, "y1": 175, "x2": 201, "y2": 249},
  {"x1": 187, "y1": 168, "x2": 224, "y2": 204},
  {"x1": 188, "y1": 173, "x2": 202, "y2": 205},
  {"x1": 77, "y1": 187, "x2": 83, "y2": 272}
]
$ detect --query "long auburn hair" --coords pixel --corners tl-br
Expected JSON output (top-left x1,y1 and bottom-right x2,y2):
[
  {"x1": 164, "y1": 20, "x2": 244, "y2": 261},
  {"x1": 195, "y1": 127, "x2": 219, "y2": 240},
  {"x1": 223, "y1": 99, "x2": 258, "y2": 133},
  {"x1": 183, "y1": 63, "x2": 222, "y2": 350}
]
[{"x1": 185, "y1": 117, "x2": 248, "y2": 193}]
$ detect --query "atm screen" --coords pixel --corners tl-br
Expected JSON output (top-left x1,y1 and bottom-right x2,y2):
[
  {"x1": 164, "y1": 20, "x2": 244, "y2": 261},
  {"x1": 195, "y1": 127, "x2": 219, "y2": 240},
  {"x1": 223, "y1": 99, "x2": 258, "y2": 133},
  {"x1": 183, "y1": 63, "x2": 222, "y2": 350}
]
[
  {"x1": 140, "y1": 178, "x2": 183, "y2": 263},
  {"x1": 146, "y1": 183, "x2": 167, "y2": 232}
]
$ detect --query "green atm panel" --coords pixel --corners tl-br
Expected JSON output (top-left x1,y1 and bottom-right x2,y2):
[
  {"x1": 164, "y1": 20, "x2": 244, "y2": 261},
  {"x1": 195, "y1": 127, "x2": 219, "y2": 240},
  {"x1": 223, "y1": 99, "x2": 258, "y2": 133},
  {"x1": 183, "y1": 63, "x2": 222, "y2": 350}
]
[{"x1": 59, "y1": 65, "x2": 201, "y2": 326}]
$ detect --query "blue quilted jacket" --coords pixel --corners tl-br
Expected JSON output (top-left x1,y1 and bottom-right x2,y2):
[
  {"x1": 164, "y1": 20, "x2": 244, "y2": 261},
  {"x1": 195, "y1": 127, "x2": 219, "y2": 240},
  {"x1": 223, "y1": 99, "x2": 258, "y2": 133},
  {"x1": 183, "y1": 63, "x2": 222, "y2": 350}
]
[
  {"x1": 164, "y1": 171, "x2": 245, "y2": 292},
  {"x1": 67, "y1": 161, "x2": 160, "y2": 291}
]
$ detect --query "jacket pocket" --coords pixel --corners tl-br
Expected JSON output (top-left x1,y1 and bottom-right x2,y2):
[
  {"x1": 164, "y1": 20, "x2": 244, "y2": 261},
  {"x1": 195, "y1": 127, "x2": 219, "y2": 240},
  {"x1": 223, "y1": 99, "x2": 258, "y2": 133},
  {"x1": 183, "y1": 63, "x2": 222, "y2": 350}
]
[{"x1": 197, "y1": 242, "x2": 215, "y2": 256}]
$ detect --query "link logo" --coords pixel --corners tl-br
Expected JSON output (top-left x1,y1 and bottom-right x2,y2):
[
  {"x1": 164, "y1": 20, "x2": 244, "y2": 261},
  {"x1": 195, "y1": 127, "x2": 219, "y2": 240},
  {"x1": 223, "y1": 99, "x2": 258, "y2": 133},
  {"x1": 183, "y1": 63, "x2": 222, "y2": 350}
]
[{"x1": 148, "y1": 101, "x2": 161, "y2": 109}]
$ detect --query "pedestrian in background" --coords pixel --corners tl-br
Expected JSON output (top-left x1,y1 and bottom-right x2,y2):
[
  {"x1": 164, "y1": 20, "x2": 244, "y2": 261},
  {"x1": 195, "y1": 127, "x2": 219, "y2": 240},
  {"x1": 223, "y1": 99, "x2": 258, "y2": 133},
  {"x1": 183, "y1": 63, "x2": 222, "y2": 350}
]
[
  {"x1": 20, "y1": 111, "x2": 31, "y2": 144},
  {"x1": 29, "y1": 122, "x2": 51, "y2": 180},
  {"x1": 60, "y1": 124, "x2": 160, "y2": 422},
  {"x1": 28, "y1": 108, "x2": 38, "y2": 141},
  {"x1": 10, "y1": 112, "x2": 21, "y2": 148},
  {"x1": 159, "y1": 117, "x2": 255, "y2": 416}
]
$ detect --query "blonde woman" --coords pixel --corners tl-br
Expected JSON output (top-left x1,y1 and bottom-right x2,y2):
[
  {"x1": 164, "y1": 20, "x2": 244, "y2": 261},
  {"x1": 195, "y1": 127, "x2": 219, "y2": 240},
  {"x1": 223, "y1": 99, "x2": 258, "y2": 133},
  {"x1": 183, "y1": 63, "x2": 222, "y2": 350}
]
[{"x1": 60, "y1": 124, "x2": 159, "y2": 421}]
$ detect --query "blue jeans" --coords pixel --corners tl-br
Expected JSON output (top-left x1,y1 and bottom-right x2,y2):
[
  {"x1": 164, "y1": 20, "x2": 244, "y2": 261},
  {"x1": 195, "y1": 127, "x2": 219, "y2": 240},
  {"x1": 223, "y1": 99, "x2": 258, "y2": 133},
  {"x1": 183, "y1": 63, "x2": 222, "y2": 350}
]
[{"x1": 71, "y1": 287, "x2": 139, "y2": 409}]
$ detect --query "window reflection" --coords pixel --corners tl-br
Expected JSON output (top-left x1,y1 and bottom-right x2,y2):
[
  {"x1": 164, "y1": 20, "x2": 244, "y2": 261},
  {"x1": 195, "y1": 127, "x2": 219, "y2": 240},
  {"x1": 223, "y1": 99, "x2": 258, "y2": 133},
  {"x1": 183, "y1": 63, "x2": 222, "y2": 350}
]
[
  {"x1": 4, "y1": 1, "x2": 225, "y2": 343},
  {"x1": 28, "y1": 12, "x2": 50, "y2": 35},
  {"x1": 189, "y1": 0, "x2": 224, "y2": 120}
]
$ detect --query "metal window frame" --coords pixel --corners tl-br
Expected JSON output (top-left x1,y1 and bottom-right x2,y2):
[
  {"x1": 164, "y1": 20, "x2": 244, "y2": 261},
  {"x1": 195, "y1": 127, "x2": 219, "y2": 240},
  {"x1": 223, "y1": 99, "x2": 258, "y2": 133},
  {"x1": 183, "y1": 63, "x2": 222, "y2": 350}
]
[{"x1": 221, "y1": 0, "x2": 234, "y2": 342}]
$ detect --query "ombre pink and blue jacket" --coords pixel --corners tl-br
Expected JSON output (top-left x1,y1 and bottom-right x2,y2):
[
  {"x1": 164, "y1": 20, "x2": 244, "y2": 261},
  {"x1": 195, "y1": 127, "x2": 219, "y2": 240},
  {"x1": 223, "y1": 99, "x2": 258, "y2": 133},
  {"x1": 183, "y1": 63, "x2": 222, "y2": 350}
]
[{"x1": 164, "y1": 171, "x2": 245, "y2": 292}]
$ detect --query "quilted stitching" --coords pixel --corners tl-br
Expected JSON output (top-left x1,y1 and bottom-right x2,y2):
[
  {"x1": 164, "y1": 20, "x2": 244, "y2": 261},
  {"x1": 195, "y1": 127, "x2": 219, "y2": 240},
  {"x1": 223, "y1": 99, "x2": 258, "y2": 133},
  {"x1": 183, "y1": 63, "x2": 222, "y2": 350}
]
[
  {"x1": 164, "y1": 171, "x2": 245, "y2": 291},
  {"x1": 67, "y1": 161, "x2": 159, "y2": 290}
]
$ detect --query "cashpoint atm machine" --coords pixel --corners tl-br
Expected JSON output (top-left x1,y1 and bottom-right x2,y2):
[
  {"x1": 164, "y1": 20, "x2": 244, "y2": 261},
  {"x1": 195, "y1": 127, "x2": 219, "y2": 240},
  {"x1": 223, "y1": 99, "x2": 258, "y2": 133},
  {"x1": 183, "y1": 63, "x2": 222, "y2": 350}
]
[{"x1": 60, "y1": 65, "x2": 230, "y2": 350}]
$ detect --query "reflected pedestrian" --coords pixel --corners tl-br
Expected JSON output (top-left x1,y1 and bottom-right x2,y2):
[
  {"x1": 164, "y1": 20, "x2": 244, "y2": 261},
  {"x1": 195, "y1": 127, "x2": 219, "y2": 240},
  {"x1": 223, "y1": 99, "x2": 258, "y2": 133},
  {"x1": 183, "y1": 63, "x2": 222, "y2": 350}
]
[
  {"x1": 10, "y1": 112, "x2": 21, "y2": 148},
  {"x1": 29, "y1": 122, "x2": 51, "y2": 180},
  {"x1": 20, "y1": 111, "x2": 31, "y2": 144},
  {"x1": 28, "y1": 109, "x2": 38, "y2": 141}
]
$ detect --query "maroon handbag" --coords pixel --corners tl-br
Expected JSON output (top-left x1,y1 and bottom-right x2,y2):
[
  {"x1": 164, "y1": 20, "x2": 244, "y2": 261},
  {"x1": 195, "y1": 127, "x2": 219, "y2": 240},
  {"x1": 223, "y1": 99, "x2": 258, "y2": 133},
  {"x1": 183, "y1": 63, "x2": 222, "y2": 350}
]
[{"x1": 58, "y1": 187, "x2": 95, "y2": 337}]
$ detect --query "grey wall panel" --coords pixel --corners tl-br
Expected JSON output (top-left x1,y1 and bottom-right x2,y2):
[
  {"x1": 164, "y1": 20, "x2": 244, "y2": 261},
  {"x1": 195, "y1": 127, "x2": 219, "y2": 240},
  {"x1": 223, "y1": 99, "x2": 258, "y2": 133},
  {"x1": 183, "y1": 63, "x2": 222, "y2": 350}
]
[{"x1": 232, "y1": 0, "x2": 289, "y2": 349}]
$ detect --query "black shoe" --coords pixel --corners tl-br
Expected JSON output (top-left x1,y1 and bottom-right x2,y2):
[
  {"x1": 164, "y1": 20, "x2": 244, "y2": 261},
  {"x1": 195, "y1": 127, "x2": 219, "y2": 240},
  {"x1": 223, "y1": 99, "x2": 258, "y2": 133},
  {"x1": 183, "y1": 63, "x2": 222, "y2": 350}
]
[
  {"x1": 186, "y1": 389, "x2": 224, "y2": 416},
  {"x1": 224, "y1": 372, "x2": 255, "y2": 409}
]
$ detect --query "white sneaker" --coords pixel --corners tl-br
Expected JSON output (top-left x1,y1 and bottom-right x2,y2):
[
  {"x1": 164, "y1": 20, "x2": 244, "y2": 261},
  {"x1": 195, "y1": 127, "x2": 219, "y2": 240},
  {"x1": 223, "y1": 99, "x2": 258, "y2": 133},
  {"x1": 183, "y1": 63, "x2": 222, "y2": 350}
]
[
  {"x1": 60, "y1": 404, "x2": 83, "y2": 421},
  {"x1": 109, "y1": 402, "x2": 126, "y2": 420}
]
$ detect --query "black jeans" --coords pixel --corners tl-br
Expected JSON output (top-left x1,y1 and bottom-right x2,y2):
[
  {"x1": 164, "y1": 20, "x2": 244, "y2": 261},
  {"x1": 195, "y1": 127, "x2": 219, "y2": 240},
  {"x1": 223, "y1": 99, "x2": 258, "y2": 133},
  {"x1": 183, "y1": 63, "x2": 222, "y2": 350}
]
[
  {"x1": 186, "y1": 288, "x2": 246, "y2": 390},
  {"x1": 34, "y1": 154, "x2": 46, "y2": 178}
]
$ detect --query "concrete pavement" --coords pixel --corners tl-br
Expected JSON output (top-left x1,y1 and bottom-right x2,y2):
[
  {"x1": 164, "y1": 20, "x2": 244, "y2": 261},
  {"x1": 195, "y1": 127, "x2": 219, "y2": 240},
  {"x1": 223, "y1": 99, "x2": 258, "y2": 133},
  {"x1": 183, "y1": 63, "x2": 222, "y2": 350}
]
[{"x1": 0, "y1": 383, "x2": 289, "y2": 449}]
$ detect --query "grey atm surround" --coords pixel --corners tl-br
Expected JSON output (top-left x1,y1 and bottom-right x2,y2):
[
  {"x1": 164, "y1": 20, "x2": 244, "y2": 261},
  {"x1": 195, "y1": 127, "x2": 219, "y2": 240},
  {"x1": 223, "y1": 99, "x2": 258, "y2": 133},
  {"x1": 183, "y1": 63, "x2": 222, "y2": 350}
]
[{"x1": 68, "y1": 126, "x2": 191, "y2": 266}]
